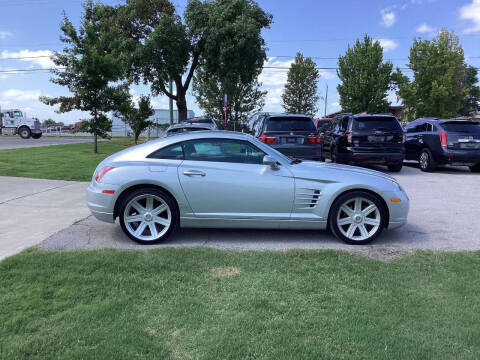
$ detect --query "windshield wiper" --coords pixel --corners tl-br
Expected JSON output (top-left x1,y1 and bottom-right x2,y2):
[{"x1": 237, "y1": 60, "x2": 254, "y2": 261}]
[{"x1": 290, "y1": 158, "x2": 303, "y2": 164}]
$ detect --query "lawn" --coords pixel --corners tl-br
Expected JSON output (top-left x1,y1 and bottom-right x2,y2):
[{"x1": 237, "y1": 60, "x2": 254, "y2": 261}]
[
  {"x1": 1, "y1": 248, "x2": 479, "y2": 359},
  {"x1": 0, "y1": 139, "x2": 136, "y2": 181}
]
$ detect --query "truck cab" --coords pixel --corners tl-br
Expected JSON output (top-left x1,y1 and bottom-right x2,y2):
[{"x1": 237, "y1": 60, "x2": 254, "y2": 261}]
[{"x1": 0, "y1": 109, "x2": 42, "y2": 139}]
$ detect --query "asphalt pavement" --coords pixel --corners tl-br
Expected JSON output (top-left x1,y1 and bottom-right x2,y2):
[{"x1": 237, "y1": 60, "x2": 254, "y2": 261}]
[
  {"x1": 0, "y1": 136, "x2": 95, "y2": 150},
  {"x1": 39, "y1": 163, "x2": 480, "y2": 260}
]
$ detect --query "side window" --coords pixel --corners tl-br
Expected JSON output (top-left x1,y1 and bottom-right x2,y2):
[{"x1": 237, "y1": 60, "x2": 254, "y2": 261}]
[
  {"x1": 148, "y1": 144, "x2": 184, "y2": 160},
  {"x1": 183, "y1": 139, "x2": 266, "y2": 164},
  {"x1": 341, "y1": 116, "x2": 350, "y2": 131},
  {"x1": 406, "y1": 124, "x2": 417, "y2": 133},
  {"x1": 416, "y1": 123, "x2": 427, "y2": 132}
]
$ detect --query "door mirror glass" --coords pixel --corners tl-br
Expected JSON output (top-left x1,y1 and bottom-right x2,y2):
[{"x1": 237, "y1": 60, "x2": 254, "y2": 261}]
[{"x1": 263, "y1": 155, "x2": 279, "y2": 170}]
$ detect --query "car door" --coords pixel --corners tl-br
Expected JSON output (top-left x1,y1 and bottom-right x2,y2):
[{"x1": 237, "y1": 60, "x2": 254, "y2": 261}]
[
  {"x1": 178, "y1": 138, "x2": 295, "y2": 220},
  {"x1": 404, "y1": 123, "x2": 419, "y2": 160},
  {"x1": 322, "y1": 118, "x2": 336, "y2": 158}
]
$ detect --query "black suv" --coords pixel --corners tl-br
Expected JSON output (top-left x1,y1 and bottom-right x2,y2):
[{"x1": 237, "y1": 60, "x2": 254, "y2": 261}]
[
  {"x1": 320, "y1": 113, "x2": 405, "y2": 171},
  {"x1": 246, "y1": 113, "x2": 322, "y2": 160},
  {"x1": 405, "y1": 118, "x2": 480, "y2": 172}
]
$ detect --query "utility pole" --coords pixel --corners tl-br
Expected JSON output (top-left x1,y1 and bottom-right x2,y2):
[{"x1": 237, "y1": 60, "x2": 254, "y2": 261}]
[
  {"x1": 169, "y1": 79, "x2": 174, "y2": 125},
  {"x1": 324, "y1": 84, "x2": 328, "y2": 118}
]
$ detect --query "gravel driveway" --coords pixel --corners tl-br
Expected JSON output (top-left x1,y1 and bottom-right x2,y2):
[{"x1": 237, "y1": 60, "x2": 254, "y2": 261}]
[{"x1": 39, "y1": 163, "x2": 480, "y2": 260}]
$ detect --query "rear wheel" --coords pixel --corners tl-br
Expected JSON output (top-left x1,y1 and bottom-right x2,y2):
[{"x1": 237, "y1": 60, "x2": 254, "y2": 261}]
[
  {"x1": 469, "y1": 164, "x2": 480, "y2": 173},
  {"x1": 18, "y1": 127, "x2": 31, "y2": 139},
  {"x1": 387, "y1": 162, "x2": 403, "y2": 172},
  {"x1": 119, "y1": 188, "x2": 178, "y2": 244},
  {"x1": 419, "y1": 148, "x2": 436, "y2": 172},
  {"x1": 329, "y1": 191, "x2": 386, "y2": 245}
]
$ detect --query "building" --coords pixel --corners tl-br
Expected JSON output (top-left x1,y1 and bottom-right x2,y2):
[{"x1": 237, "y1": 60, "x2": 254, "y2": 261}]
[{"x1": 110, "y1": 109, "x2": 195, "y2": 137}]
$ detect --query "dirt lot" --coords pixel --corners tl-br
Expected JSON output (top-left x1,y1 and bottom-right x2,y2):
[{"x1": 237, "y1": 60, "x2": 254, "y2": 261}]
[{"x1": 39, "y1": 163, "x2": 480, "y2": 260}]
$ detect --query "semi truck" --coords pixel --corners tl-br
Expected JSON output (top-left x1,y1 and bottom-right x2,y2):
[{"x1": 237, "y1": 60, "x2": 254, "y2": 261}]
[{"x1": 0, "y1": 109, "x2": 42, "y2": 139}]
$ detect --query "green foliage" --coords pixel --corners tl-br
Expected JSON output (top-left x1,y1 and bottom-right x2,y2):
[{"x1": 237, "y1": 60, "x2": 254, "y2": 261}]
[
  {"x1": 282, "y1": 53, "x2": 320, "y2": 116},
  {"x1": 117, "y1": 0, "x2": 272, "y2": 122},
  {"x1": 459, "y1": 65, "x2": 480, "y2": 117},
  {"x1": 193, "y1": 62, "x2": 266, "y2": 129},
  {"x1": 337, "y1": 35, "x2": 393, "y2": 114},
  {"x1": 1, "y1": 248, "x2": 480, "y2": 359},
  {"x1": 40, "y1": 1, "x2": 130, "y2": 153},
  {"x1": 117, "y1": 95, "x2": 155, "y2": 144},
  {"x1": 393, "y1": 29, "x2": 469, "y2": 121}
]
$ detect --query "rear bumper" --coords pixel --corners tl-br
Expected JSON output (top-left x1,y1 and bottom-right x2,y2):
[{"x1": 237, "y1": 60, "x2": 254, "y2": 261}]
[
  {"x1": 272, "y1": 144, "x2": 322, "y2": 160},
  {"x1": 437, "y1": 149, "x2": 480, "y2": 165},
  {"x1": 339, "y1": 151, "x2": 405, "y2": 165},
  {"x1": 86, "y1": 182, "x2": 118, "y2": 223}
]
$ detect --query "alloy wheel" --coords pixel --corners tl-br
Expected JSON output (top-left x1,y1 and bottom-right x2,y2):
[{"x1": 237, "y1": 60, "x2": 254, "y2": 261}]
[
  {"x1": 123, "y1": 194, "x2": 172, "y2": 242},
  {"x1": 336, "y1": 197, "x2": 381, "y2": 242},
  {"x1": 420, "y1": 152, "x2": 429, "y2": 170}
]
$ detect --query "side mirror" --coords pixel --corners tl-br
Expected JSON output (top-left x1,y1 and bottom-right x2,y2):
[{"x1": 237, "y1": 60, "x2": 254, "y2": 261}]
[{"x1": 263, "y1": 155, "x2": 279, "y2": 170}]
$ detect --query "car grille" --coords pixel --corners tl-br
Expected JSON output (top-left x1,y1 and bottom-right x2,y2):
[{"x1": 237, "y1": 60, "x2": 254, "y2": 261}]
[{"x1": 295, "y1": 188, "x2": 321, "y2": 209}]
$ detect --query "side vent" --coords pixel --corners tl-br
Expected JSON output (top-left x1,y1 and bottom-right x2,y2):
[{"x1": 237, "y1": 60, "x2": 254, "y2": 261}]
[{"x1": 295, "y1": 188, "x2": 321, "y2": 210}]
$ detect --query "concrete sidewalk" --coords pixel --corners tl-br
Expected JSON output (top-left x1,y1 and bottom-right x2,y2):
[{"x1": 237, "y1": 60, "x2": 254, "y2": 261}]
[{"x1": 0, "y1": 176, "x2": 90, "y2": 260}]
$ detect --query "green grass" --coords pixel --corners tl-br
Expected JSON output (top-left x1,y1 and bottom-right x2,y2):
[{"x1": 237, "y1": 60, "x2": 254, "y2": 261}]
[
  {"x1": 0, "y1": 140, "x2": 135, "y2": 181},
  {"x1": 1, "y1": 248, "x2": 479, "y2": 359}
]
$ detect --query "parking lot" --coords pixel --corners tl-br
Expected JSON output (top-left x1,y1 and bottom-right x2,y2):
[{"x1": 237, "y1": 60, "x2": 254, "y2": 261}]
[
  {"x1": 39, "y1": 163, "x2": 480, "y2": 260},
  {"x1": 0, "y1": 136, "x2": 96, "y2": 150}
]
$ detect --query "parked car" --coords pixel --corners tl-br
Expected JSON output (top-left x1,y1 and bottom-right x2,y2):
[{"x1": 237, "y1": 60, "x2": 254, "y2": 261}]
[
  {"x1": 314, "y1": 118, "x2": 331, "y2": 131},
  {"x1": 245, "y1": 113, "x2": 322, "y2": 160},
  {"x1": 405, "y1": 118, "x2": 480, "y2": 172},
  {"x1": 165, "y1": 123, "x2": 214, "y2": 136},
  {"x1": 320, "y1": 113, "x2": 405, "y2": 172},
  {"x1": 87, "y1": 131, "x2": 409, "y2": 245},
  {"x1": 183, "y1": 117, "x2": 219, "y2": 129}
]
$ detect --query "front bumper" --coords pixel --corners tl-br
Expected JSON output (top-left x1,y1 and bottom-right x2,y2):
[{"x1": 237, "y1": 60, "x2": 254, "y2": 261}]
[
  {"x1": 86, "y1": 182, "x2": 119, "y2": 223},
  {"x1": 385, "y1": 189, "x2": 409, "y2": 230},
  {"x1": 273, "y1": 144, "x2": 322, "y2": 160}
]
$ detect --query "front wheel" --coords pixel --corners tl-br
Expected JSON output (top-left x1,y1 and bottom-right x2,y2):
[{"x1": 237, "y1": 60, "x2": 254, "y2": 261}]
[
  {"x1": 18, "y1": 127, "x2": 31, "y2": 139},
  {"x1": 119, "y1": 188, "x2": 178, "y2": 244},
  {"x1": 469, "y1": 164, "x2": 480, "y2": 173},
  {"x1": 419, "y1": 148, "x2": 436, "y2": 172},
  {"x1": 329, "y1": 191, "x2": 386, "y2": 245}
]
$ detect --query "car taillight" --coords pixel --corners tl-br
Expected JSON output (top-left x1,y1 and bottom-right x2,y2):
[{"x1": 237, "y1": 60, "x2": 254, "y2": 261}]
[
  {"x1": 307, "y1": 134, "x2": 322, "y2": 144},
  {"x1": 258, "y1": 133, "x2": 275, "y2": 144},
  {"x1": 345, "y1": 132, "x2": 352, "y2": 144},
  {"x1": 95, "y1": 166, "x2": 115, "y2": 182},
  {"x1": 439, "y1": 131, "x2": 448, "y2": 147}
]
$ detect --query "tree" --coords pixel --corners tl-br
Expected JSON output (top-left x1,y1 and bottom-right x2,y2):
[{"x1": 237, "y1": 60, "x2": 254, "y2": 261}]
[
  {"x1": 117, "y1": 95, "x2": 155, "y2": 144},
  {"x1": 393, "y1": 29, "x2": 468, "y2": 121},
  {"x1": 116, "y1": 0, "x2": 272, "y2": 122},
  {"x1": 42, "y1": 118, "x2": 56, "y2": 128},
  {"x1": 193, "y1": 63, "x2": 266, "y2": 129},
  {"x1": 458, "y1": 65, "x2": 480, "y2": 117},
  {"x1": 40, "y1": 1, "x2": 130, "y2": 153},
  {"x1": 337, "y1": 35, "x2": 393, "y2": 114},
  {"x1": 281, "y1": 53, "x2": 320, "y2": 116}
]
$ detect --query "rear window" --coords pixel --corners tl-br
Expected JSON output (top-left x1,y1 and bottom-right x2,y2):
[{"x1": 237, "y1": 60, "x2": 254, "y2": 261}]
[
  {"x1": 316, "y1": 121, "x2": 330, "y2": 131},
  {"x1": 352, "y1": 117, "x2": 402, "y2": 132},
  {"x1": 186, "y1": 119, "x2": 214, "y2": 125},
  {"x1": 266, "y1": 117, "x2": 315, "y2": 132},
  {"x1": 441, "y1": 122, "x2": 480, "y2": 133},
  {"x1": 167, "y1": 127, "x2": 209, "y2": 134}
]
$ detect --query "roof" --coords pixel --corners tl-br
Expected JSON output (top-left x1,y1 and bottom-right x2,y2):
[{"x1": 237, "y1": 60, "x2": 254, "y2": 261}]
[
  {"x1": 352, "y1": 113, "x2": 397, "y2": 118},
  {"x1": 266, "y1": 113, "x2": 312, "y2": 118},
  {"x1": 166, "y1": 123, "x2": 214, "y2": 130}
]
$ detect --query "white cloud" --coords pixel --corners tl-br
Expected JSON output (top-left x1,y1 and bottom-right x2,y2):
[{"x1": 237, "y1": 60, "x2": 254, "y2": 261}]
[
  {"x1": 380, "y1": 9, "x2": 396, "y2": 27},
  {"x1": 0, "y1": 50, "x2": 54, "y2": 69},
  {"x1": 0, "y1": 31, "x2": 13, "y2": 40},
  {"x1": 376, "y1": 38, "x2": 399, "y2": 52},
  {"x1": 416, "y1": 23, "x2": 436, "y2": 34},
  {"x1": 460, "y1": 0, "x2": 480, "y2": 34},
  {"x1": 1, "y1": 89, "x2": 43, "y2": 101}
]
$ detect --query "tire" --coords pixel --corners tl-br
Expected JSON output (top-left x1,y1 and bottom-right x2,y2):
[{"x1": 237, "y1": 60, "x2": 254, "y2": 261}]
[
  {"x1": 387, "y1": 162, "x2": 403, "y2": 172},
  {"x1": 32, "y1": 133, "x2": 42, "y2": 139},
  {"x1": 419, "y1": 148, "x2": 436, "y2": 172},
  {"x1": 329, "y1": 191, "x2": 386, "y2": 245},
  {"x1": 469, "y1": 164, "x2": 480, "y2": 173},
  {"x1": 18, "y1": 127, "x2": 31, "y2": 139},
  {"x1": 331, "y1": 146, "x2": 342, "y2": 164},
  {"x1": 119, "y1": 188, "x2": 178, "y2": 244}
]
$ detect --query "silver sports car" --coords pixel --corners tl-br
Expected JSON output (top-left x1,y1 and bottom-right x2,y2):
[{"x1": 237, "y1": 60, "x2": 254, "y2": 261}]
[{"x1": 87, "y1": 131, "x2": 409, "y2": 245}]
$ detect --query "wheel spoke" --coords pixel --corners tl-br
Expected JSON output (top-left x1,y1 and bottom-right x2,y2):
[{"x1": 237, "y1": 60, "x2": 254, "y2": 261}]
[
  {"x1": 337, "y1": 217, "x2": 353, "y2": 226},
  {"x1": 354, "y1": 199, "x2": 362, "y2": 212},
  {"x1": 364, "y1": 218, "x2": 380, "y2": 226},
  {"x1": 131, "y1": 201, "x2": 146, "y2": 214},
  {"x1": 154, "y1": 216, "x2": 171, "y2": 227},
  {"x1": 134, "y1": 222, "x2": 147, "y2": 237},
  {"x1": 152, "y1": 203, "x2": 168, "y2": 216},
  {"x1": 340, "y1": 205, "x2": 354, "y2": 217},
  {"x1": 346, "y1": 224, "x2": 357, "y2": 238},
  {"x1": 125, "y1": 214, "x2": 143, "y2": 223},
  {"x1": 358, "y1": 224, "x2": 369, "y2": 237},
  {"x1": 362, "y1": 204, "x2": 376, "y2": 216},
  {"x1": 146, "y1": 196, "x2": 154, "y2": 211},
  {"x1": 149, "y1": 223, "x2": 158, "y2": 238}
]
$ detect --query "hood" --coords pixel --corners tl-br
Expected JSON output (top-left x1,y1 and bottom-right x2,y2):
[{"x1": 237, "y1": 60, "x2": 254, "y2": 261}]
[{"x1": 290, "y1": 161, "x2": 397, "y2": 183}]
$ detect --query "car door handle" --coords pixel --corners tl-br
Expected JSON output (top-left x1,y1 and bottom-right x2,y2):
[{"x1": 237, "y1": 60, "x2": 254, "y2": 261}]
[{"x1": 183, "y1": 170, "x2": 206, "y2": 177}]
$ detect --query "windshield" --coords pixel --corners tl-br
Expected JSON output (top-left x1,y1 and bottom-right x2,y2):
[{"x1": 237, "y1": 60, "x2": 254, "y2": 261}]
[
  {"x1": 266, "y1": 117, "x2": 315, "y2": 132},
  {"x1": 13, "y1": 111, "x2": 23, "y2": 117},
  {"x1": 441, "y1": 122, "x2": 480, "y2": 133},
  {"x1": 316, "y1": 121, "x2": 329, "y2": 131},
  {"x1": 352, "y1": 117, "x2": 402, "y2": 132}
]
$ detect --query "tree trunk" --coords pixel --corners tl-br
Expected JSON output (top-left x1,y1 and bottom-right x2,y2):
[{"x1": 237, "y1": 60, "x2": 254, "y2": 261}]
[
  {"x1": 94, "y1": 133, "x2": 98, "y2": 154},
  {"x1": 176, "y1": 90, "x2": 188, "y2": 123}
]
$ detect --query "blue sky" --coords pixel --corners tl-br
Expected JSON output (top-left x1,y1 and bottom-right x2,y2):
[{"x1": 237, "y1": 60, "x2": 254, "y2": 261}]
[{"x1": 1, "y1": 0, "x2": 479, "y2": 124}]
